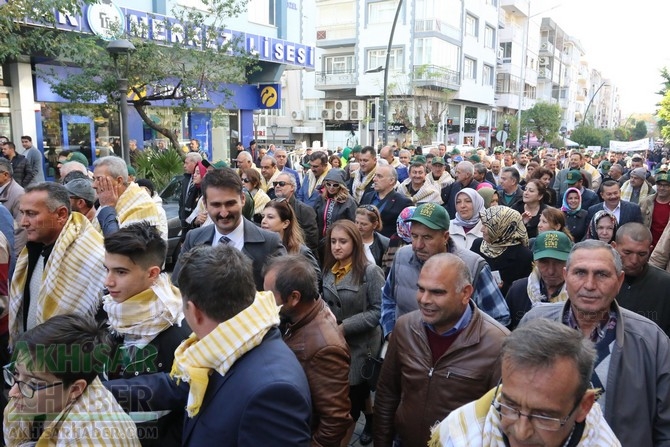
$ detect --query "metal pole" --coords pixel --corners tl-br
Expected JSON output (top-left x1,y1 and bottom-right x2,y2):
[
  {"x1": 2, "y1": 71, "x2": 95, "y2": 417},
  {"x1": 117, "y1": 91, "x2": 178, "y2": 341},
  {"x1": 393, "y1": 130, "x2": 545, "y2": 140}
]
[
  {"x1": 118, "y1": 78, "x2": 130, "y2": 165},
  {"x1": 582, "y1": 81, "x2": 608, "y2": 127},
  {"x1": 382, "y1": 0, "x2": 403, "y2": 146},
  {"x1": 515, "y1": 6, "x2": 530, "y2": 150}
]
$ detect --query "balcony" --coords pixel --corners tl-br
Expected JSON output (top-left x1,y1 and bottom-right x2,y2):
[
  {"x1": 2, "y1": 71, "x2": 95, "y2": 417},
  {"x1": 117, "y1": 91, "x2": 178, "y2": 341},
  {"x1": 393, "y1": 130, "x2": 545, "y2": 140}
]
[
  {"x1": 314, "y1": 71, "x2": 358, "y2": 90},
  {"x1": 500, "y1": 0, "x2": 530, "y2": 16},
  {"x1": 315, "y1": 25, "x2": 357, "y2": 48},
  {"x1": 537, "y1": 68, "x2": 552, "y2": 80},
  {"x1": 411, "y1": 65, "x2": 460, "y2": 91}
]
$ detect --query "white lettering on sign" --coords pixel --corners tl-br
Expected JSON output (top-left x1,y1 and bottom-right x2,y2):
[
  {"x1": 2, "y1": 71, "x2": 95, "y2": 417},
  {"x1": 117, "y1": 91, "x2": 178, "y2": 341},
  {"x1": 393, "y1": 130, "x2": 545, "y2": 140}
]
[{"x1": 464, "y1": 118, "x2": 477, "y2": 124}]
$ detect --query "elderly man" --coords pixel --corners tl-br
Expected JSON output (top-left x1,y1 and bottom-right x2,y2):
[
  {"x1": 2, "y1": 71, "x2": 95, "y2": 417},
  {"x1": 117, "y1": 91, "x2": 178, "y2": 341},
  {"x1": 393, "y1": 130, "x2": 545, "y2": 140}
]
[
  {"x1": 0, "y1": 158, "x2": 25, "y2": 258},
  {"x1": 274, "y1": 171, "x2": 318, "y2": 251},
  {"x1": 620, "y1": 167, "x2": 651, "y2": 204},
  {"x1": 430, "y1": 319, "x2": 619, "y2": 446},
  {"x1": 521, "y1": 239, "x2": 670, "y2": 446},
  {"x1": 107, "y1": 244, "x2": 312, "y2": 446},
  {"x1": 613, "y1": 223, "x2": 670, "y2": 336},
  {"x1": 379, "y1": 145, "x2": 408, "y2": 183},
  {"x1": 297, "y1": 151, "x2": 330, "y2": 207},
  {"x1": 9, "y1": 182, "x2": 106, "y2": 341},
  {"x1": 259, "y1": 155, "x2": 280, "y2": 197},
  {"x1": 374, "y1": 253, "x2": 508, "y2": 447},
  {"x1": 274, "y1": 148, "x2": 301, "y2": 189},
  {"x1": 441, "y1": 161, "x2": 480, "y2": 219},
  {"x1": 360, "y1": 165, "x2": 412, "y2": 238},
  {"x1": 498, "y1": 167, "x2": 524, "y2": 208},
  {"x1": 172, "y1": 168, "x2": 286, "y2": 290},
  {"x1": 586, "y1": 180, "x2": 643, "y2": 227},
  {"x1": 92, "y1": 156, "x2": 167, "y2": 239},
  {"x1": 381, "y1": 203, "x2": 510, "y2": 338},
  {"x1": 350, "y1": 146, "x2": 378, "y2": 203},
  {"x1": 396, "y1": 157, "x2": 441, "y2": 204},
  {"x1": 235, "y1": 151, "x2": 258, "y2": 174},
  {"x1": 490, "y1": 159, "x2": 502, "y2": 185},
  {"x1": 505, "y1": 231, "x2": 573, "y2": 329},
  {"x1": 263, "y1": 254, "x2": 352, "y2": 447},
  {"x1": 398, "y1": 149, "x2": 411, "y2": 168},
  {"x1": 428, "y1": 156, "x2": 454, "y2": 189}
]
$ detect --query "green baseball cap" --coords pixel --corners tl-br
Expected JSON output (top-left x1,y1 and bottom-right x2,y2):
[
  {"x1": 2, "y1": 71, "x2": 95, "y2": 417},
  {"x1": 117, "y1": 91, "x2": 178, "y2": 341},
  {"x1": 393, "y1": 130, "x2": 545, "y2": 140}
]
[
  {"x1": 656, "y1": 173, "x2": 670, "y2": 184},
  {"x1": 533, "y1": 231, "x2": 573, "y2": 261},
  {"x1": 127, "y1": 166, "x2": 137, "y2": 176},
  {"x1": 566, "y1": 170, "x2": 582, "y2": 185},
  {"x1": 411, "y1": 155, "x2": 427, "y2": 165},
  {"x1": 470, "y1": 154, "x2": 482, "y2": 163},
  {"x1": 405, "y1": 203, "x2": 450, "y2": 230},
  {"x1": 66, "y1": 152, "x2": 89, "y2": 166},
  {"x1": 430, "y1": 156, "x2": 445, "y2": 165}
]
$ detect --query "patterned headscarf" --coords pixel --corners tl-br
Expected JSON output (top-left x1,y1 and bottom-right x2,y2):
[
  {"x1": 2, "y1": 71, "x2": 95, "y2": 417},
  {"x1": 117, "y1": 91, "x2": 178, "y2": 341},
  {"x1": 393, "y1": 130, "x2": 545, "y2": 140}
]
[
  {"x1": 453, "y1": 189, "x2": 485, "y2": 228},
  {"x1": 396, "y1": 206, "x2": 416, "y2": 243},
  {"x1": 561, "y1": 187, "x2": 582, "y2": 215},
  {"x1": 479, "y1": 206, "x2": 529, "y2": 258},
  {"x1": 587, "y1": 210, "x2": 618, "y2": 244}
]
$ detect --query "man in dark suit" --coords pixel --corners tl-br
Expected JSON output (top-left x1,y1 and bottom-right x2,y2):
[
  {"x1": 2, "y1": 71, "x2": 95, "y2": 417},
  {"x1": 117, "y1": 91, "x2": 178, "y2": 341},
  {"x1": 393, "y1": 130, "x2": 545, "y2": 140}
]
[
  {"x1": 179, "y1": 152, "x2": 203, "y2": 240},
  {"x1": 361, "y1": 164, "x2": 412, "y2": 238},
  {"x1": 106, "y1": 244, "x2": 312, "y2": 446},
  {"x1": 274, "y1": 148, "x2": 301, "y2": 190},
  {"x1": 586, "y1": 180, "x2": 643, "y2": 227},
  {"x1": 274, "y1": 171, "x2": 319, "y2": 251},
  {"x1": 172, "y1": 168, "x2": 286, "y2": 290}
]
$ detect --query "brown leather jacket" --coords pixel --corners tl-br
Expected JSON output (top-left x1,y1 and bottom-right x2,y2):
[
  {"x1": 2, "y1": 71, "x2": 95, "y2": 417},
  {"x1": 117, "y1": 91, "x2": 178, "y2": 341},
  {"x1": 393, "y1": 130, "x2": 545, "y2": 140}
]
[
  {"x1": 373, "y1": 303, "x2": 509, "y2": 447},
  {"x1": 282, "y1": 299, "x2": 353, "y2": 447}
]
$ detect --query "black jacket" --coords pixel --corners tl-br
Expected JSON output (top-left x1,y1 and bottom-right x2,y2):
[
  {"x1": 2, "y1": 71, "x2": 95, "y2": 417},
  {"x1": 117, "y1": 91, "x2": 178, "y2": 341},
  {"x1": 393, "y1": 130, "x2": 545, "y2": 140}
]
[
  {"x1": 289, "y1": 195, "x2": 319, "y2": 251},
  {"x1": 369, "y1": 231, "x2": 390, "y2": 268},
  {"x1": 441, "y1": 179, "x2": 481, "y2": 219},
  {"x1": 360, "y1": 190, "x2": 413, "y2": 238}
]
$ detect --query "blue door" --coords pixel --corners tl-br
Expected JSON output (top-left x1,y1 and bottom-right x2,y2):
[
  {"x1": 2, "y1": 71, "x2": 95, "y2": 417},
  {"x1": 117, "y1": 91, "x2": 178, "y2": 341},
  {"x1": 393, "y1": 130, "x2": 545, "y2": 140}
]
[{"x1": 189, "y1": 112, "x2": 211, "y2": 159}]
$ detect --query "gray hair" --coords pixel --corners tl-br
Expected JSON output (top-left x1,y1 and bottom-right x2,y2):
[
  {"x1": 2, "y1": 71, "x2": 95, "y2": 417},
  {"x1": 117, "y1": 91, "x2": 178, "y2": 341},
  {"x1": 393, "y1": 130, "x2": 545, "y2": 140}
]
[
  {"x1": 237, "y1": 151, "x2": 252, "y2": 162},
  {"x1": 185, "y1": 152, "x2": 202, "y2": 163},
  {"x1": 377, "y1": 164, "x2": 397, "y2": 182},
  {"x1": 473, "y1": 163, "x2": 487, "y2": 175},
  {"x1": 24, "y1": 182, "x2": 71, "y2": 214},
  {"x1": 502, "y1": 166, "x2": 520, "y2": 184},
  {"x1": 399, "y1": 149, "x2": 411, "y2": 157},
  {"x1": 423, "y1": 253, "x2": 472, "y2": 293},
  {"x1": 261, "y1": 155, "x2": 277, "y2": 167},
  {"x1": 93, "y1": 156, "x2": 128, "y2": 183},
  {"x1": 456, "y1": 161, "x2": 474, "y2": 176},
  {"x1": 0, "y1": 158, "x2": 13, "y2": 177},
  {"x1": 566, "y1": 239, "x2": 623, "y2": 273},
  {"x1": 276, "y1": 172, "x2": 296, "y2": 187},
  {"x1": 615, "y1": 222, "x2": 652, "y2": 245},
  {"x1": 505, "y1": 319, "x2": 596, "y2": 402},
  {"x1": 59, "y1": 161, "x2": 88, "y2": 178}
]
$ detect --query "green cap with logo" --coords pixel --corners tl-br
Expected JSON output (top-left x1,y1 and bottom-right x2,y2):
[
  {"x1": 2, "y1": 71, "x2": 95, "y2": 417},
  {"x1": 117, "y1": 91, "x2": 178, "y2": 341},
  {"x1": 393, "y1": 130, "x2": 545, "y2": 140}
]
[
  {"x1": 566, "y1": 170, "x2": 582, "y2": 185},
  {"x1": 656, "y1": 172, "x2": 670, "y2": 184},
  {"x1": 411, "y1": 155, "x2": 427, "y2": 165},
  {"x1": 405, "y1": 202, "x2": 450, "y2": 230},
  {"x1": 431, "y1": 156, "x2": 445, "y2": 166},
  {"x1": 66, "y1": 152, "x2": 89, "y2": 166},
  {"x1": 533, "y1": 231, "x2": 573, "y2": 261}
]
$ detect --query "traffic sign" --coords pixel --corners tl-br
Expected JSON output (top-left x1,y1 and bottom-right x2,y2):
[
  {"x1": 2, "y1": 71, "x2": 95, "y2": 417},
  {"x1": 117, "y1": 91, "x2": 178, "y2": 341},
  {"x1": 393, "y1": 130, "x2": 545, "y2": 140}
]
[{"x1": 496, "y1": 130, "x2": 508, "y2": 143}]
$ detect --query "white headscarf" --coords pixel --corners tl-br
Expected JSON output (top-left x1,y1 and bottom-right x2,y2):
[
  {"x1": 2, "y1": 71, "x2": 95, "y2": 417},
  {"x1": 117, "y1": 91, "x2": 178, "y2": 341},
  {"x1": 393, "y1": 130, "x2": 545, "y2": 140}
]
[{"x1": 452, "y1": 189, "x2": 485, "y2": 228}]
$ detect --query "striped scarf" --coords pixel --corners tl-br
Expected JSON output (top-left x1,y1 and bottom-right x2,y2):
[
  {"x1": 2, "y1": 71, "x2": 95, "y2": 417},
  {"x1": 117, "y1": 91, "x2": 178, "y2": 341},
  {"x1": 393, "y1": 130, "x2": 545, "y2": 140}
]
[
  {"x1": 398, "y1": 179, "x2": 442, "y2": 204},
  {"x1": 93, "y1": 182, "x2": 168, "y2": 240},
  {"x1": 4, "y1": 377, "x2": 141, "y2": 447},
  {"x1": 526, "y1": 267, "x2": 569, "y2": 305},
  {"x1": 170, "y1": 291, "x2": 279, "y2": 417},
  {"x1": 307, "y1": 167, "x2": 330, "y2": 198},
  {"x1": 429, "y1": 387, "x2": 620, "y2": 447},
  {"x1": 103, "y1": 273, "x2": 184, "y2": 349},
  {"x1": 620, "y1": 179, "x2": 650, "y2": 203},
  {"x1": 9, "y1": 213, "x2": 106, "y2": 343},
  {"x1": 351, "y1": 166, "x2": 377, "y2": 204}
]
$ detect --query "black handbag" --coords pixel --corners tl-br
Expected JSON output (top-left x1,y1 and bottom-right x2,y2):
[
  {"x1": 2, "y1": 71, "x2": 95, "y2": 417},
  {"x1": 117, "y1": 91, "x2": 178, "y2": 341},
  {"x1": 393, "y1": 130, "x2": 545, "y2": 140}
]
[{"x1": 361, "y1": 333, "x2": 387, "y2": 391}]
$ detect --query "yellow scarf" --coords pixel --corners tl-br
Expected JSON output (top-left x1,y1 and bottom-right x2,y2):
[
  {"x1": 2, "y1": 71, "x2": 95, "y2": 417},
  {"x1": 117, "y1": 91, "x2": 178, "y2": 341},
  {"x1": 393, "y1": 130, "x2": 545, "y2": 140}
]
[
  {"x1": 4, "y1": 377, "x2": 140, "y2": 447},
  {"x1": 331, "y1": 261, "x2": 353, "y2": 284},
  {"x1": 351, "y1": 165, "x2": 377, "y2": 203},
  {"x1": 103, "y1": 273, "x2": 184, "y2": 348},
  {"x1": 9, "y1": 212, "x2": 106, "y2": 343},
  {"x1": 307, "y1": 166, "x2": 330, "y2": 197},
  {"x1": 170, "y1": 291, "x2": 279, "y2": 417}
]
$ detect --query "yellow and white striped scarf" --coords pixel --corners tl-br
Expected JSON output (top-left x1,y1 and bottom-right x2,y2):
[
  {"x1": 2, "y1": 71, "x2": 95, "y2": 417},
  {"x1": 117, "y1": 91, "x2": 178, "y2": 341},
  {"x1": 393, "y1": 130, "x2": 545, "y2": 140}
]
[
  {"x1": 429, "y1": 387, "x2": 620, "y2": 447},
  {"x1": 103, "y1": 273, "x2": 184, "y2": 349},
  {"x1": 170, "y1": 291, "x2": 279, "y2": 417},
  {"x1": 351, "y1": 166, "x2": 377, "y2": 204},
  {"x1": 620, "y1": 179, "x2": 650, "y2": 203},
  {"x1": 93, "y1": 182, "x2": 168, "y2": 240},
  {"x1": 307, "y1": 166, "x2": 331, "y2": 198},
  {"x1": 397, "y1": 179, "x2": 443, "y2": 204},
  {"x1": 9, "y1": 212, "x2": 106, "y2": 343},
  {"x1": 4, "y1": 377, "x2": 141, "y2": 447},
  {"x1": 259, "y1": 169, "x2": 281, "y2": 193}
]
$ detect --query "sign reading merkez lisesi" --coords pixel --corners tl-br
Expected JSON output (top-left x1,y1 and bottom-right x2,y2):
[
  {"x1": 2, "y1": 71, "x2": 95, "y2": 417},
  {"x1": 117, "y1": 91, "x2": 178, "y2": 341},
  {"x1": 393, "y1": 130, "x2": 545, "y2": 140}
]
[{"x1": 15, "y1": 1, "x2": 315, "y2": 70}]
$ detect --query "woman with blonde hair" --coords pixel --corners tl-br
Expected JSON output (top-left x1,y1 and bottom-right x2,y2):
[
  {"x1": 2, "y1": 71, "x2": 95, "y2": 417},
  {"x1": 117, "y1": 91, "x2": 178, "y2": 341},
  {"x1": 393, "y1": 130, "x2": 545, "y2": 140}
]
[
  {"x1": 355, "y1": 205, "x2": 389, "y2": 268},
  {"x1": 241, "y1": 168, "x2": 270, "y2": 223}
]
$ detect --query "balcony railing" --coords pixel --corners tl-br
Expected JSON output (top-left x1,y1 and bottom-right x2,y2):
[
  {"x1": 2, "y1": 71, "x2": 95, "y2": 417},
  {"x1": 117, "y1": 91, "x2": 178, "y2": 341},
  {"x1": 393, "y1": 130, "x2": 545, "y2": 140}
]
[
  {"x1": 314, "y1": 71, "x2": 357, "y2": 89},
  {"x1": 411, "y1": 65, "x2": 460, "y2": 90}
]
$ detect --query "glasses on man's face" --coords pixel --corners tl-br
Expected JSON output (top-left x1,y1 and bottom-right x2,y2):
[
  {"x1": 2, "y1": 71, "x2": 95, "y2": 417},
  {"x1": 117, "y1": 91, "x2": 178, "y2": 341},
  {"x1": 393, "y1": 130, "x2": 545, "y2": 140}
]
[
  {"x1": 3, "y1": 363, "x2": 63, "y2": 399},
  {"x1": 241, "y1": 178, "x2": 250, "y2": 183},
  {"x1": 492, "y1": 384, "x2": 581, "y2": 432},
  {"x1": 273, "y1": 181, "x2": 288, "y2": 187},
  {"x1": 324, "y1": 182, "x2": 340, "y2": 188}
]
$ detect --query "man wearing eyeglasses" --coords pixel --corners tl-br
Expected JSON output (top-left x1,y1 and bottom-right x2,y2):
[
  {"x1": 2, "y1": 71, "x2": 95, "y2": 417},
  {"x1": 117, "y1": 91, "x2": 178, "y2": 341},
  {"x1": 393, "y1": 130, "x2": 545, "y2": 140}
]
[
  {"x1": 274, "y1": 148, "x2": 301, "y2": 190},
  {"x1": 274, "y1": 172, "x2": 318, "y2": 251},
  {"x1": 259, "y1": 155, "x2": 280, "y2": 198},
  {"x1": 430, "y1": 319, "x2": 619, "y2": 446},
  {"x1": 519, "y1": 240, "x2": 670, "y2": 446}
]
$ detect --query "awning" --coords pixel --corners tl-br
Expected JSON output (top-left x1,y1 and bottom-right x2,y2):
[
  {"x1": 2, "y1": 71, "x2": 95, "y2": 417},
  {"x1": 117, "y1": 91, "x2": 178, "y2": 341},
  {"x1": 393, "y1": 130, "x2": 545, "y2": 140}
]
[{"x1": 563, "y1": 137, "x2": 579, "y2": 147}]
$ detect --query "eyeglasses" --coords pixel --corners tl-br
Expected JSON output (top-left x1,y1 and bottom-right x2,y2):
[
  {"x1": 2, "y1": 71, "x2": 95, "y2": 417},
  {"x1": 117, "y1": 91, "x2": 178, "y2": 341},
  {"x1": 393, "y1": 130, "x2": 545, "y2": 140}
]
[
  {"x1": 273, "y1": 181, "x2": 288, "y2": 187},
  {"x1": 241, "y1": 178, "x2": 250, "y2": 183},
  {"x1": 3, "y1": 363, "x2": 63, "y2": 399},
  {"x1": 359, "y1": 204, "x2": 377, "y2": 213},
  {"x1": 492, "y1": 383, "x2": 581, "y2": 432},
  {"x1": 324, "y1": 182, "x2": 341, "y2": 188}
]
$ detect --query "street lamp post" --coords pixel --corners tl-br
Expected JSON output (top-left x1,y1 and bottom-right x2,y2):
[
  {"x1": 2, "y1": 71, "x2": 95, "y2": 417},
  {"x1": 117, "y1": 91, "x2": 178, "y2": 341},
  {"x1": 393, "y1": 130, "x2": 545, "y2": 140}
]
[
  {"x1": 364, "y1": 0, "x2": 403, "y2": 146},
  {"x1": 582, "y1": 81, "x2": 608, "y2": 127},
  {"x1": 106, "y1": 39, "x2": 136, "y2": 166}
]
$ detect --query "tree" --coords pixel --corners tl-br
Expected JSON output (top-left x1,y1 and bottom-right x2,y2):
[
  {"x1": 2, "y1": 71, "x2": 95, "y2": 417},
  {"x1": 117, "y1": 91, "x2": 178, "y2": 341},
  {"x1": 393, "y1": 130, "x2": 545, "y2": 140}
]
[
  {"x1": 632, "y1": 121, "x2": 648, "y2": 140},
  {"x1": 657, "y1": 90, "x2": 670, "y2": 142},
  {"x1": 522, "y1": 102, "x2": 562, "y2": 144},
  {"x1": 655, "y1": 67, "x2": 670, "y2": 142},
  {"x1": 3, "y1": 0, "x2": 257, "y2": 153},
  {"x1": 571, "y1": 125, "x2": 607, "y2": 148}
]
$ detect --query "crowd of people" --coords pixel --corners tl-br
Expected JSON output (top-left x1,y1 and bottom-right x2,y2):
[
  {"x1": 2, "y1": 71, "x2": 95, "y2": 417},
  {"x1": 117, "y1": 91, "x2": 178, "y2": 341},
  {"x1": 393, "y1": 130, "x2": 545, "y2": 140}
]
[{"x1": 0, "y1": 138, "x2": 668, "y2": 446}]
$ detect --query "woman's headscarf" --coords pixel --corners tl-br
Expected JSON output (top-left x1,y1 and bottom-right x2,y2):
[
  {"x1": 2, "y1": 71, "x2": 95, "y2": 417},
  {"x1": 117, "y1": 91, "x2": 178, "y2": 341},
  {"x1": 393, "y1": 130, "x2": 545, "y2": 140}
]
[
  {"x1": 396, "y1": 206, "x2": 416, "y2": 243},
  {"x1": 194, "y1": 161, "x2": 208, "y2": 188},
  {"x1": 479, "y1": 206, "x2": 529, "y2": 258},
  {"x1": 587, "y1": 210, "x2": 618, "y2": 244},
  {"x1": 477, "y1": 186, "x2": 497, "y2": 209},
  {"x1": 452, "y1": 189, "x2": 485, "y2": 228},
  {"x1": 561, "y1": 187, "x2": 582, "y2": 215}
]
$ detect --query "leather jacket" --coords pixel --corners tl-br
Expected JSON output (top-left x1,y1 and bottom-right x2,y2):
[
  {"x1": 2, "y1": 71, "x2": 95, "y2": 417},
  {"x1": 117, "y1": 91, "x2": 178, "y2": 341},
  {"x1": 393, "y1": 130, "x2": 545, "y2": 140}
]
[
  {"x1": 282, "y1": 300, "x2": 353, "y2": 447},
  {"x1": 374, "y1": 303, "x2": 509, "y2": 447}
]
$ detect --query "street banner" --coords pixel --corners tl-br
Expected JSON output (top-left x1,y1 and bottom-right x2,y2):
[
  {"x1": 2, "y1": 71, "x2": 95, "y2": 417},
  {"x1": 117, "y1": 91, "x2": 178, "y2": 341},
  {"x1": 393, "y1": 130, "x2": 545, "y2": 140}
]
[{"x1": 609, "y1": 138, "x2": 652, "y2": 153}]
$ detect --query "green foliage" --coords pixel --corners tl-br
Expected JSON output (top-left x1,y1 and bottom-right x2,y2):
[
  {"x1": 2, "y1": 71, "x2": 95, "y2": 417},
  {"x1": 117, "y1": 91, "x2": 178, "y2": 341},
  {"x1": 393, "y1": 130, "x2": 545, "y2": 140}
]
[
  {"x1": 571, "y1": 125, "x2": 609, "y2": 148},
  {"x1": 632, "y1": 121, "x2": 648, "y2": 140},
  {"x1": 658, "y1": 91, "x2": 670, "y2": 142},
  {"x1": 523, "y1": 102, "x2": 562, "y2": 144},
  {"x1": 133, "y1": 149, "x2": 184, "y2": 191}
]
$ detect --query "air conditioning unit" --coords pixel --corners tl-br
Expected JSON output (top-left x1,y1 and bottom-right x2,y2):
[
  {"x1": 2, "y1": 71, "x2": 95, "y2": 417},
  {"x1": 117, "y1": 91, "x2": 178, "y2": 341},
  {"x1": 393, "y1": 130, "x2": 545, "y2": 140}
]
[
  {"x1": 334, "y1": 100, "x2": 349, "y2": 120},
  {"x1": 497, "y1": 47, "x2": 504, "y2": 59},
  {"x1": 540, "y1": 42, "x2": 548, "y2": 50},
  {"x1": 539, "y1": 57, "x2": 549, "y2": 66},
  {"x1": 349, "y1": 100, "x2": 365, "y2": 120},
  {"x1": 291, "y1": 110, "x2": 304, "y2": 120},
  {"x1": 321, "y1": 109, "x2": 334, "y2": 119}
]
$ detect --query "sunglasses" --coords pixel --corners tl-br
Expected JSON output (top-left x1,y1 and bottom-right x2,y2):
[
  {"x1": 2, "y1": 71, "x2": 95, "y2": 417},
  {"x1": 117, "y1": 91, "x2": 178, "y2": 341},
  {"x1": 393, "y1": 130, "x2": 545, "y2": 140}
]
[
  {"x1": 324, "y1": 182, "x2": 341, "y2": 188},
  {"x1": 273, "y1": 181, "x2": 288, "y2": 187},
  {"x1": 359, "y1": 204, "x2": 377, "y2": 213},
  {"x1": 241, "y1": 178, "x2": 250, "y2": 183}
]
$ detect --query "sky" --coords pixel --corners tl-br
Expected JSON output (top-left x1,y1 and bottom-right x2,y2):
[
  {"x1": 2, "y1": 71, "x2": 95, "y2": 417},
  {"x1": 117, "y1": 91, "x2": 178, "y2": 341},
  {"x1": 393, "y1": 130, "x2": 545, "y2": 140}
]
[{"x1": 533, "y1": 0, "x2": 670, "y2": 116}]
